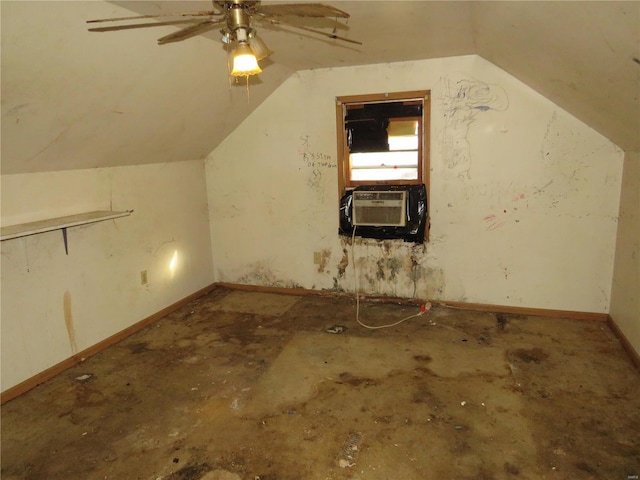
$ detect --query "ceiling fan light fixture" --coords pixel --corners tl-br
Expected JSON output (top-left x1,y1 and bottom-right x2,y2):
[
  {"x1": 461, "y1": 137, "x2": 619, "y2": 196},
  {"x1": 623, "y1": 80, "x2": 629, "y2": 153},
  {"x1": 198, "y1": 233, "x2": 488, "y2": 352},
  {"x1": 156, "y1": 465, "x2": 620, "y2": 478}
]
[
  {"x1": 87, "y1": 2, "x2": 360, "y2": 81},
  {"x1": 231, "y1": 42, "x2": 262, "y2": 76},
  {"x1": 248, "y1": 33, "x2": 271, "y2": 61}
]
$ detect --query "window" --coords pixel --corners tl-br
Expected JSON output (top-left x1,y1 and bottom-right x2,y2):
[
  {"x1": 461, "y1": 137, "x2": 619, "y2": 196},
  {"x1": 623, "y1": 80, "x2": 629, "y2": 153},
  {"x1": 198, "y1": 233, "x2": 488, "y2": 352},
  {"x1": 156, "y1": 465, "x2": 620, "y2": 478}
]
[{"x1": 336, "y1": 90, "x2": 430, "y2": 196}]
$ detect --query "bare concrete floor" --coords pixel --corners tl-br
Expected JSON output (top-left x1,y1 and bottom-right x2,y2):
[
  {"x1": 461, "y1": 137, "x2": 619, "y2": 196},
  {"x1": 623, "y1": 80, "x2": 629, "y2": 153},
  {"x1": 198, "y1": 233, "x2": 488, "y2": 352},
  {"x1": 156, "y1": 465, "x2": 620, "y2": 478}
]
[{"x1": 2, "y1": 287, "x2": 639, "y2": 480}]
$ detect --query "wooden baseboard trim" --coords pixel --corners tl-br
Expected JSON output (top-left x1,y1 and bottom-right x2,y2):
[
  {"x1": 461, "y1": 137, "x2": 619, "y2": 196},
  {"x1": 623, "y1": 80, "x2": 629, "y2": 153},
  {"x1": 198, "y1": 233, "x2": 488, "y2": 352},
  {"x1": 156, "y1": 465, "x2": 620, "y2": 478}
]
[
  {"x1": 607, "y1": 315, "x2": 640, "y2": 370},
  {"x1": 214, "y1": 282, "x2": 426, "y2": 306},
  {"x1": 215, "y1": 282, "x2": 337, "y2": 298},
  {"x1": 432, "y1": 300, "x2": 609, "y2": 322},
  {"x1": 0, "y1": 282, "x2": 218, "y2": 405},
  {"x1": 215, "y1": 282, "x2": 610, "y2": 321}
]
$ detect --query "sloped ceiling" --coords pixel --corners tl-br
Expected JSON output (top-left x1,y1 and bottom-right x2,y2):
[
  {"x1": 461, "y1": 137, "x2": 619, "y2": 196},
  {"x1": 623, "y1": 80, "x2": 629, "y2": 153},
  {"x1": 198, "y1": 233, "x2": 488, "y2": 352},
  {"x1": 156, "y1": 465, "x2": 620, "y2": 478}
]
[{"x1": 1, "y1": 1, "x2": 638, "y2": 175}]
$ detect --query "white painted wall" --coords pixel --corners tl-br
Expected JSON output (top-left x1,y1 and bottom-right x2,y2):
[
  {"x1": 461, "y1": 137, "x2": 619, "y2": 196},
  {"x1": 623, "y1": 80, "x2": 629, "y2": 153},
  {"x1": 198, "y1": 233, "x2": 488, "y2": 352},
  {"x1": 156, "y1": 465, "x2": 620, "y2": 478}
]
[
  {"x1": 205, "y1": 55, "x2": 624, "y2": 313},
  {"x1": 610, "y1": 151, "x2": 640, "y2": 356},
  {"x1": 1, "y1": 160, "x2": 214, "y2": 392}
]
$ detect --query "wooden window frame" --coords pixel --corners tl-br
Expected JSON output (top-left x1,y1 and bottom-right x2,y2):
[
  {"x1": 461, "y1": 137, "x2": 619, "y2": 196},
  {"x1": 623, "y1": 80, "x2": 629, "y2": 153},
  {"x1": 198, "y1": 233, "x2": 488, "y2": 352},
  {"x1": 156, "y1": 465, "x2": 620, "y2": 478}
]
[{"x1": 336, "y1": 90, "x2": 431, "y2": 197}]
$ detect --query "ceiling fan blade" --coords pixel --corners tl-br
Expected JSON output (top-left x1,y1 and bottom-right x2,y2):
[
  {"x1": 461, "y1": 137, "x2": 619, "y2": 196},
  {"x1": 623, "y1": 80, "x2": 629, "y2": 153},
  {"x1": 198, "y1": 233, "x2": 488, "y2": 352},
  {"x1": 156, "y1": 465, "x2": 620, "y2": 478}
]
[
  {"x1": 263, "y1": 18, "x2": 362, "y2": 45},
  {"x1": 87, "y1": 10, "x2": 221, "y2": 24},
  {"x1": 157, "y1": 20, "x2": 225, "y2": 45},
  {"x1": 254, "y1": 3, "x2": 350, "y2": 18},
  {"x1": 89, "y1": 19, "x2": 200, "y2": 33}
]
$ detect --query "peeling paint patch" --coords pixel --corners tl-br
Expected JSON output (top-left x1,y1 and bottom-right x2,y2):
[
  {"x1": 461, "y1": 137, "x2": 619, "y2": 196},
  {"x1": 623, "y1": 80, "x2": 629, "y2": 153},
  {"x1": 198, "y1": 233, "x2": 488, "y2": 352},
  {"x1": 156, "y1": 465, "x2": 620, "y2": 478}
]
[{"x1": 337, "y1": 248, "x2": 349, "y2": 278}]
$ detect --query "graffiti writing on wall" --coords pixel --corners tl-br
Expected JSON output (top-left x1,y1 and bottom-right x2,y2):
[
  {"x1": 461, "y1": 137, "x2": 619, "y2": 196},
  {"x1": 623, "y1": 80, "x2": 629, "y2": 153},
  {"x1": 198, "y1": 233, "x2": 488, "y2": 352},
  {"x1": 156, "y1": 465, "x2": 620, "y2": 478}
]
[
  {"x1": 298, "y1": 135, "x2": 336, "y2": 200},
  {"x1": 439, "y1": 75, "x2": 509, "y2": 180}
]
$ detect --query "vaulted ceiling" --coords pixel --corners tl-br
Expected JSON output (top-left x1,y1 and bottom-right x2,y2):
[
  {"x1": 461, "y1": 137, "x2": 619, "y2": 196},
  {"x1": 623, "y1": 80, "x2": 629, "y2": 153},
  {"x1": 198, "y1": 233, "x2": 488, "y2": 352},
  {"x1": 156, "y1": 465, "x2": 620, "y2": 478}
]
[{"x1": 2, "y1": 1, "x2": 638, "y2": 175}]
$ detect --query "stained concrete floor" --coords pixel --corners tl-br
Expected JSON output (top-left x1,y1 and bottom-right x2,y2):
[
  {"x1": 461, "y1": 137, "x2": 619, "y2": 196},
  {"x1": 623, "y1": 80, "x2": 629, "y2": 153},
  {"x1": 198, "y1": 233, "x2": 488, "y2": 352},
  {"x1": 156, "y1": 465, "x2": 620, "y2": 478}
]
[{"x1": 2, "y1": 287, "x2": 640, "y2": 480}]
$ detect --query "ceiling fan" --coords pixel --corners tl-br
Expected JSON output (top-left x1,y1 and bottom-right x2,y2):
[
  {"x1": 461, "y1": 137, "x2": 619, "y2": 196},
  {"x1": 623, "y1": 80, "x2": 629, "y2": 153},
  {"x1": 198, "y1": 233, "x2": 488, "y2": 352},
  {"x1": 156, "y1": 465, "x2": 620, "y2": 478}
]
[{"x1": 87, "y1": 1, "x2": 361, "y2": 77}]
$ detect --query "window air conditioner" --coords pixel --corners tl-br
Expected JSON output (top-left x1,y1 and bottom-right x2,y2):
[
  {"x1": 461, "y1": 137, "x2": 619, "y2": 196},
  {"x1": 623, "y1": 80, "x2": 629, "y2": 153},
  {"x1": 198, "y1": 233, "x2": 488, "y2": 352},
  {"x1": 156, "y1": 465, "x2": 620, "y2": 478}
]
[{"x1": 352, "y1": 190, "x2": 407, "y2": 227}]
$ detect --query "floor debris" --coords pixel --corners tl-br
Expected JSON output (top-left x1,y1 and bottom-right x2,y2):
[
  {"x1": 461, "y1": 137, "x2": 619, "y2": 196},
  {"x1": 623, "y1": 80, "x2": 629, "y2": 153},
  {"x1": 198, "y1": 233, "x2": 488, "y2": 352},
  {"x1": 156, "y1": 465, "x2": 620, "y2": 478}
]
[
  {"x1": 325, "y1": 325, "x2": 347, "y2": 334},
  {"x1": 338, "y1": 431, "x2": 363, "y2": 468},
  {"x1": 2, "y1": 287, "x2": 639, "y2": 479}
]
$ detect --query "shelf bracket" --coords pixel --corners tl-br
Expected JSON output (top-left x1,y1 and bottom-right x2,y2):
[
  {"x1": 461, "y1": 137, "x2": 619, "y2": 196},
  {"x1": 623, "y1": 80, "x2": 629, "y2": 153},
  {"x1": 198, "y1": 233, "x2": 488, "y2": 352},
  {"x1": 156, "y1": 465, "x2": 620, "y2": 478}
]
[{"x1": 62, "y1": 227, "x2": 69, "y2": 255}]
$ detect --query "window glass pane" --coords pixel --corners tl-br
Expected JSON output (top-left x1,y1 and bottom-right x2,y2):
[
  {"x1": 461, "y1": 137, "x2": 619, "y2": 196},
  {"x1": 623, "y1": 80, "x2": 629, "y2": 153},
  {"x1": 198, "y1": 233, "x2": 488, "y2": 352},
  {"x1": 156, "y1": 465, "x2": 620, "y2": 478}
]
[
  {"x1": 388, "y1": 136, "x2": 418, "y2": 150},
  {"x1": 387, "y1": 120, "x2": 417, "y2": 136},
  {"x1": 351, "y1": 167, "x2": 418, "y2": 181},
  {"x1": 350, "y1": 151, "x2": 418, "y2": 168},
  {"x1": 388, "y1": 120, "x2": 418, "y2": 151}
]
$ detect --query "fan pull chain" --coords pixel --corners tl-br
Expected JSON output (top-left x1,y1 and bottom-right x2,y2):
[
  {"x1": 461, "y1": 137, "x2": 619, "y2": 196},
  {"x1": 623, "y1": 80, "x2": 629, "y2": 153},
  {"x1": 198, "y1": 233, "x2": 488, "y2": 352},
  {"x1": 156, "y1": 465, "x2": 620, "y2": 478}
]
[{"x1": 226, "y1": 47, "x2": 233, "y2": 92}]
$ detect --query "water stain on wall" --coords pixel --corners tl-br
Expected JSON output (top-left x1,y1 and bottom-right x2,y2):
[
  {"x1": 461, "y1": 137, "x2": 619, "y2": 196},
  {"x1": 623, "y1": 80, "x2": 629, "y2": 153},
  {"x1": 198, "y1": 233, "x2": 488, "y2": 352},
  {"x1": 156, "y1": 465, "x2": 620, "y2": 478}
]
[
  {"x1": 376, "y1": 257, "x2": 402, "y2": 281},
  {"x1": 408, "y1": 249, "x2": 423, "y2": 296},
  {"x1": 63, "y1": 291, "x2": 78, "y2": 355},
  {"x1": 343, "y1": 239, "x2": 444, "y2": 300},
  {"x1": 332, "y1": 236, "x2": 445, "y2": 299},
  {"x1": 237, "y1": 262, "x2": 303, "y2": 290}
]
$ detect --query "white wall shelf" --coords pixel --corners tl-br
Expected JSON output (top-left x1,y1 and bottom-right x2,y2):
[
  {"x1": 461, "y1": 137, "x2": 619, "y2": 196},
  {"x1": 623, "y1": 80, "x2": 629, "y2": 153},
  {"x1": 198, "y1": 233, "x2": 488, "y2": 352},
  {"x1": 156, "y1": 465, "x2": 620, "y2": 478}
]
[{"x1": 1, "y1": 211, "x2": 132, "y2": 252}]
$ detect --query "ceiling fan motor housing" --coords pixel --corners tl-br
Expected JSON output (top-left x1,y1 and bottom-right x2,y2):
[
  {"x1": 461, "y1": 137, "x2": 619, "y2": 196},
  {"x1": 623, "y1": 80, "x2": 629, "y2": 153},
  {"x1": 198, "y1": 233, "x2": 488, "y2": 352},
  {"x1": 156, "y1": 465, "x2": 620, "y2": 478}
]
[
  {"x1": 229, "y1": 7, "x2": 250, "y2": 29},
  {"x1": 217, "y1": 0, "x2": 258, "y2": 43}
]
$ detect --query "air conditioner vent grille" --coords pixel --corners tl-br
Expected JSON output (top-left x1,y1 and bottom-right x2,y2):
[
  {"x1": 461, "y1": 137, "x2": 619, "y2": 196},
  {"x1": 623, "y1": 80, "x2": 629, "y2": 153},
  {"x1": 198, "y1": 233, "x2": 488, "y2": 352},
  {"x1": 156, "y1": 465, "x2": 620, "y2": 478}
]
[{"x1": 353, "y1": 190, "x2": 406, "y2": 227}]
